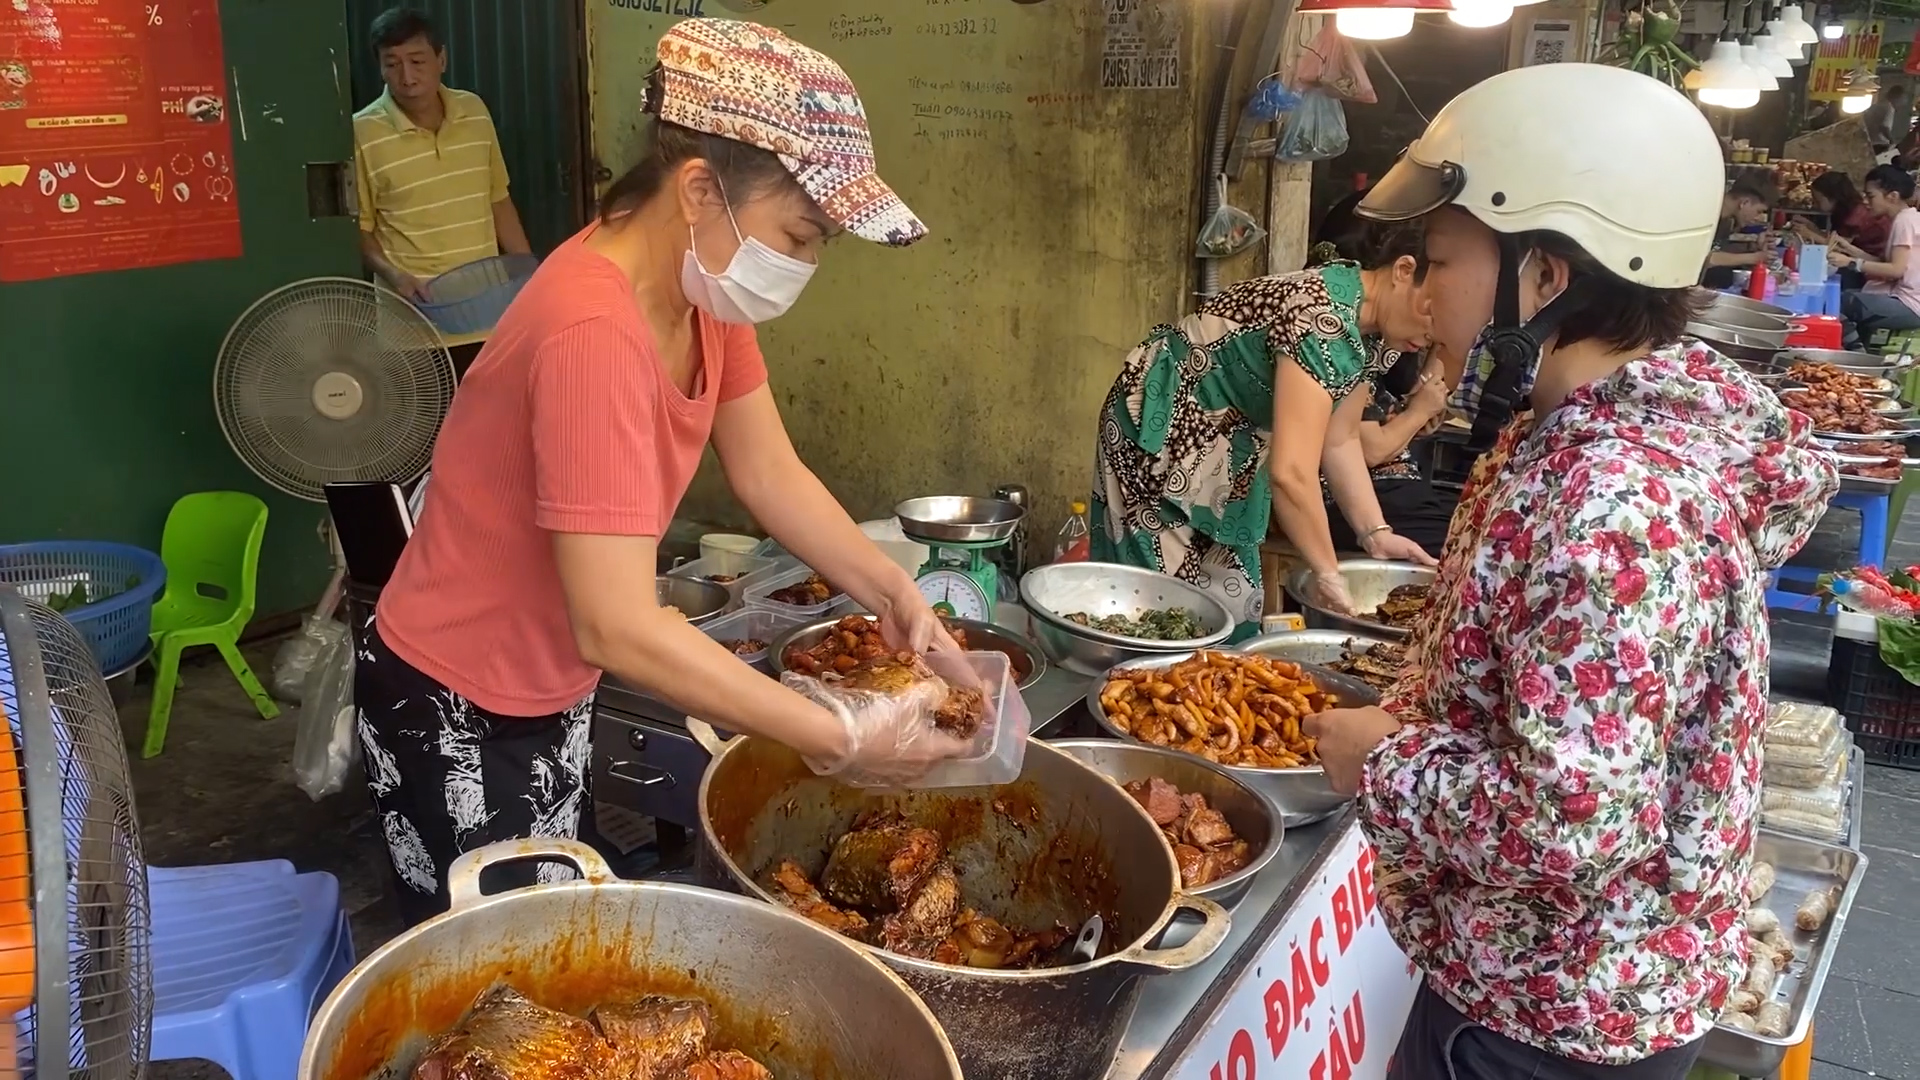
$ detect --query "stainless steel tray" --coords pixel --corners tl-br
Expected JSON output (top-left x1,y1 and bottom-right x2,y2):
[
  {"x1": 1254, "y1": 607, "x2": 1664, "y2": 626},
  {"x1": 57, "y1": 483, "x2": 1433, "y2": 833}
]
[
  {"x1": 1840, "y1": 471, "x2": 1900, "y2": 494},
  {"x1": 1699, "y1": 831, "x2": 1868, "y2": 1076}
]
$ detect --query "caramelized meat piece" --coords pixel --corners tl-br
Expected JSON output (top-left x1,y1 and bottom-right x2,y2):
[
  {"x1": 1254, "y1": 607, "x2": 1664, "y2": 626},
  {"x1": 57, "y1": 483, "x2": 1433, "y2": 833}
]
[
  {"x1": 592, "y1": 996, "x2": 712, "y2": 1079},
  {"x1": 1172, "y1": 843, "x2": 1209, "y2": 888},
  {"x1": 767, "y1": 574, "x2": 835, "y2": 606},
  {"x1": 936, "y1": 908, "x2": 1017, "y2": 969},
  {"x1": 822, "y1": 823, "x2": 945, "y2": 912},
  {"x1": 411, "y1": 984, "x2": 613, "y2": 1080},
  {"x1": 1124, "y1": 777, "x2": 1184, "y2": 827},
  {"x1": 1176, "y1": 799, "x2": 1237, "y2": 849},
  {"x1": 684, "y1": 1052, "x2": 774, "y2": 1080},
  {"x1": 932, "y1": 684, "x2": 985, "y2": 738},
  {"x1": 879, "y1": 860, "x2": 961, "y2": 960},
  {"x1": 1002, "y1": 923, "x2": 1072, "y2": 968},
  {"x1": 835, "y1": 654, "x2": 931, "y2": 695},
  {"x1": 1367, "y1": 584, "x2": 1432, "y2": 630},
  {"x1": 767, "y1": 858, "x2": 870, "y2": 938}
]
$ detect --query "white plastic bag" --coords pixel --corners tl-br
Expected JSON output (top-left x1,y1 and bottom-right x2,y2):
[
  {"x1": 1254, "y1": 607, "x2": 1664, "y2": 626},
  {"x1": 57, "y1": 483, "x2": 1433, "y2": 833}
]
[
  {"x1": 293, "y1": 622, "x2": 359, "y2": 801},
  {"x1": 272, "y1": 615, "x2": 344, "y2": 704}
]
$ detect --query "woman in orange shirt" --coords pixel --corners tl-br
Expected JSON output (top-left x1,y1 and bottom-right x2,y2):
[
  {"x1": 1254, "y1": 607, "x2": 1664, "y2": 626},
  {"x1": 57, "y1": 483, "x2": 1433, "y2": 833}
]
[{"x1": 359, "y1": 20, "x2": 963, "y2": 925}]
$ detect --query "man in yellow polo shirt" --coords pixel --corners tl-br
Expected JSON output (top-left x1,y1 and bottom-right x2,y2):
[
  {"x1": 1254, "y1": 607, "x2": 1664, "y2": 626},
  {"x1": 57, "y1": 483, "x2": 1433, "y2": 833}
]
[{"x1": 353, "y1": 6, "x2": 530, "y2": 353}]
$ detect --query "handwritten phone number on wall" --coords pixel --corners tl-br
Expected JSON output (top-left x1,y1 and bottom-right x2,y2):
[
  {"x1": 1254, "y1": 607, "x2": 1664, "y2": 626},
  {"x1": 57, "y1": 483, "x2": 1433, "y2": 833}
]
[{"x1": 917, "y1": 17, "x2": 998, "y2": 35}]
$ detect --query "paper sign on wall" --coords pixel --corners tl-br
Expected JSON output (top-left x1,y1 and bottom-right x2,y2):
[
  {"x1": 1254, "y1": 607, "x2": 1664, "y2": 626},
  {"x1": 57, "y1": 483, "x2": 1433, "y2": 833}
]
[
  {"x1": 1102, "y1": 0, "x2": 1181, "y2": 90},
  {"x1": 0, "y1": 0, "x2": 243, "y2": 282},
  {"x1": 1170, "y1": 822, "x2": 1422, "y2": 1080}
]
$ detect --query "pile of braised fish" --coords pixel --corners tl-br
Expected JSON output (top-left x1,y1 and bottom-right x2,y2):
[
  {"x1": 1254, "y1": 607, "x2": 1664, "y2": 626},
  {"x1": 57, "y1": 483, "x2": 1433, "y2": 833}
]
[
  {"x1": 784, "y1": 618, "x2": 986, "y2": 738},
  {"x1": 767, "y1": 812, "x2": 1070, "y2": 969},
  {"x1": 1124, "y1": 778, "x2": 1251, "y2": 889},
  {"x1": 1325, "y1": 638, "x2": 1407, "y2": 691},
  {"x1": 412, "y1": 983, "x2": 770, "y2": 1080},
  {"x1": 1365, "y1": 584, "x2": 1431, "y2": 631}
]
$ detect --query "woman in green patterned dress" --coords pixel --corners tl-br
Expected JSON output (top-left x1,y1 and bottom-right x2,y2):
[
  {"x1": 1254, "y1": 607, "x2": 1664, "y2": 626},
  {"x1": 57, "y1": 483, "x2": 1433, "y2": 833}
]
[{"x1": 1091, "y1": 230, "x2": 1438, "y2": 629}]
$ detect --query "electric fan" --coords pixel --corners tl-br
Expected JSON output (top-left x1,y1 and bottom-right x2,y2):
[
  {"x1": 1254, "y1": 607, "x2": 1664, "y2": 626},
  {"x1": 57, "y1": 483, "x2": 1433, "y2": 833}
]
[
  {"x1": 212, "y1": 277, "x2": 456, "y2": 616},
  {"x1": 0, "y1": 586, "x2": 150, "y2": 1079}
]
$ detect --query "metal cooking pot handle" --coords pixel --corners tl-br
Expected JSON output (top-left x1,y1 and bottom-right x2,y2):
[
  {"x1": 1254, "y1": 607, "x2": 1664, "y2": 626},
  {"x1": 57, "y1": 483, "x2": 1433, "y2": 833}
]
[
  {"x1": 686, "y1": 716, "x2": 731, "y2": 755},
  {"x1": 1113, "y1": 893, "x2": 1232, "y2": 972},
  {"x1": 445, "y1": 838, "x2": 617, "y2": 912}
]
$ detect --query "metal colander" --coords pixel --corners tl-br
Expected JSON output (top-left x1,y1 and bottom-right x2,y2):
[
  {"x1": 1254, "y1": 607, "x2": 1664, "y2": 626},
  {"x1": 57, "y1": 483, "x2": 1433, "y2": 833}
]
[{"x1": 0, "y1": 587, "x2": 151, "y2": 1079}]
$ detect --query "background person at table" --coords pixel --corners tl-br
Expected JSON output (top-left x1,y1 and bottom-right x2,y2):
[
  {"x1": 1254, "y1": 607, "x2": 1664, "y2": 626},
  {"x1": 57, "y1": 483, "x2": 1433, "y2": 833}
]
[
  {"x1": 1090, "y1": 220, "x2": 1438, "y2": 630},
  {"x1": 353, "y1": 6, "x2": 531, "y2": 373},
  {"x1": 1832, "y1": 165, "x2": 1920, "y2": 346},
  {"x1": 1794, "y1": 170, "x2": 1886, "y2": 292},
  {"x1": 1306, "y1": 64, "x2": 1837, "y2": 1077},
  {"x1": 1864, "y1": 83, "x2": 1910, "y2": 157},
  {"x1": 1699, "y1": 179, "x2": 1774, "y2": 288}
]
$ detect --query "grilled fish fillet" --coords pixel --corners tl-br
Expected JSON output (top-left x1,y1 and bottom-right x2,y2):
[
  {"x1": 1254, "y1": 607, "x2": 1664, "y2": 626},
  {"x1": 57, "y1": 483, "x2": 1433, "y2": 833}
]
[
  {"x1": 685, "y1": 1051, "x2": 775, "y2": 1080},
  {"x1": 592, "y1": 995, "x2": 713, "y2": 1079},
  {"x1": 411, "y1": 984, "x2": 613, "y2": 1080}
]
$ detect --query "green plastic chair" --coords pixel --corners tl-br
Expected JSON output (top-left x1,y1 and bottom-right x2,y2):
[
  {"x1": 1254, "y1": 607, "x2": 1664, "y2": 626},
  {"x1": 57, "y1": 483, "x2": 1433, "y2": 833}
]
[
  {"x1": 145, "y1": 491, "x2": 279, "y2": 758},
  {"x1": 1888, "y1": 362, "x2": 1920, "y2": 563}
]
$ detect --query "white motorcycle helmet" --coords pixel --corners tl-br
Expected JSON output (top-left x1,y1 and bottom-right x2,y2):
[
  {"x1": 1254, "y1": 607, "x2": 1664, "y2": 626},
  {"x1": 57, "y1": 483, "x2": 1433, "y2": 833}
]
[{"x1": 1357, "y1": 64, "x2": 1725, "y2": 446}]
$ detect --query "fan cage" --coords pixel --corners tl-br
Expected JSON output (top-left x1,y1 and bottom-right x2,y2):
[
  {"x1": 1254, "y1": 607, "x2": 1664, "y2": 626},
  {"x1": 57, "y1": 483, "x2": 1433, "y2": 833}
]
[
  {"x1": 213, "y1": 276, "x2": 456, "y2": 503},
  {"x1": 0, "y1": 587, "x2": 151, "y2": 1080}
]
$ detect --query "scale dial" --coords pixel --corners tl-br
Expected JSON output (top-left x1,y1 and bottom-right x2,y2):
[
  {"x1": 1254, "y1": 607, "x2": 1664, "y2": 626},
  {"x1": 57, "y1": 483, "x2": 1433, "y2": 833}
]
[{"x1": 917, "y1": 569, "x2": 990, "y2": 621}]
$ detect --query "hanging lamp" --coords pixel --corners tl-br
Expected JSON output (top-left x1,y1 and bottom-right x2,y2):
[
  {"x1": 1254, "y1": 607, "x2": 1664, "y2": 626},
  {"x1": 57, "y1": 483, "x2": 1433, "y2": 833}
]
[
  {"x1": 1749, "y1": 25, "x2": 1797, "y2": 76},
  {"x1": 1841, "y1": 66, "x2": 1880, "y2": 113},
  {"x1": 1698, "y1": 34, "x2": 1765, "y2": 108},
  {"x1": 1298, "y1": 0, "x2": 1455, "y2": 39},
  {"x1": 1779, "y1": 3, "x2": 1821, "y2": 43}
]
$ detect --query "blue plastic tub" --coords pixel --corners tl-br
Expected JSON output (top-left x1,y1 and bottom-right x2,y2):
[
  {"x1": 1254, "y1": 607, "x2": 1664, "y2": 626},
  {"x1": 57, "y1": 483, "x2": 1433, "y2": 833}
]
[
  {"x1": 0, "y1": 542, "x2": 167, "y2": 674},
  {"x1": 414, "y1": 254, "x2": 539, "y2": 336}
]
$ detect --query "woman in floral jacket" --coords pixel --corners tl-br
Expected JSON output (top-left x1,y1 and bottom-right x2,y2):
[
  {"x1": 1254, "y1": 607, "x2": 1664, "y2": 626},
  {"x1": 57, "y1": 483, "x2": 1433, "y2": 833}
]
[{"x1": 1306, "y1": 65, "x2": 1839, "y2": 1078}]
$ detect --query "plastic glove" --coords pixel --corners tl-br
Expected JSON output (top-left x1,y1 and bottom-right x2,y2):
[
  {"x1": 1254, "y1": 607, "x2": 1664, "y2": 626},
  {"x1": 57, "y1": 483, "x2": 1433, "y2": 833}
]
[
  {"x1": 879, "y1": 593, "x2": 961, "y2": 654},
  {"x1": 1310, "y1": 570, "x2": 1358, "y2": 617},
  {"x1": 1363, "y1": 528, "x2": 1438, "y2": 567},
  {"x1": 781, "y1": 667, "x2": 973, "y2": 787}
]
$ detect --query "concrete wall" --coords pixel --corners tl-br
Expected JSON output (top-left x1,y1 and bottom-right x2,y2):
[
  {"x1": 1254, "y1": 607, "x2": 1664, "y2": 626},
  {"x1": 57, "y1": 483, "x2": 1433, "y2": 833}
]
[{"x1": 587, "y1": 1, "x2": 1214, "y2": 537}]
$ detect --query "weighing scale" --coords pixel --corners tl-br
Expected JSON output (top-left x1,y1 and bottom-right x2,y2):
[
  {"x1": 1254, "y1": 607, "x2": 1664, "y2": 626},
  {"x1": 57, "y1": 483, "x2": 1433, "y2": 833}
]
[{"x1": 894, "y1": 496, "x2": 1026, "y2": 622}]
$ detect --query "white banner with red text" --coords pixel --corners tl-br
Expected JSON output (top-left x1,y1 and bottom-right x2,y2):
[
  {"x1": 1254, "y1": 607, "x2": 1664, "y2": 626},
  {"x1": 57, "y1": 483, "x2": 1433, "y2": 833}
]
[{"x1": 1169, "y1": 820, "x2": 1422, "y2": 1080}]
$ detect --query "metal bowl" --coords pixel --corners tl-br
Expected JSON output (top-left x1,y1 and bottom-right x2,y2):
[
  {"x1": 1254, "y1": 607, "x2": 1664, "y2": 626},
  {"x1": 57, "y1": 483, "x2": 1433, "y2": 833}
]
[
  {"x1": 768, "y1": 613, "x2": 1047, "y2": 690},
  {"x1": 1049, "y1": 738, "x2": 1281, "y2": 909},
  {"x1": 1019, "y1": 562, "x2": 1236, "y2": 675},
  {"x1": 656, "y1": 576, "x2": 730, "y2": 625},
  {"x1": 1084, "y1": 652, "x2": 1376, "y2": 826},
  {"x1": 1692, "y1": 289, "x2": 1792, "y2": 325},
  {"x1": 894, "y1": 496, "x2": 1026, "y2": 544},
  {"x1": 1689, "y1": 322, "x2": 1789, "y2": 354},
  {"x1": 1283, "y1": 559, "x2": 1436, "y2": 642},
  {"x1": 1238, "y1": 628, "x2": 1395, "y2": 667},
  {"x1": 1774, "y1": 348, "x2": 1908, "y2": 374}
]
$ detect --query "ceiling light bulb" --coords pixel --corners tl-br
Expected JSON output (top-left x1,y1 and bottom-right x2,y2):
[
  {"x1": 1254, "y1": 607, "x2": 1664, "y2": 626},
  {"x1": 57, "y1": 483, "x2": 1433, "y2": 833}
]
[
  {"x1": 1822, "y1": 22, "x2": 1846, "y2": 39},
  {"x1": 1842, "y1": 92, "x2": 1874, "y2": 114},
  {"x1": 1448, "y1": 0, "x2": 1513, "y2": 27},
  {"x1": 1700, "y1": 87, "x2": 1763, "y2": 108},
  {"x1": 1334, "y1": 7, "x2": 1417, "y2": 38}
]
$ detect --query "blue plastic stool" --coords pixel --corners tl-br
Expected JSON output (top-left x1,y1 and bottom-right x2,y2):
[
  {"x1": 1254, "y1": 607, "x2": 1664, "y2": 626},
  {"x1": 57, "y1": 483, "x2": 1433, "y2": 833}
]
[
  {"x1": 148, "y1": 860, "x2": 353, "y2": 1080},
  {"x1": 1768, "y1": 490, "x2": 1890, "y2": 612}
]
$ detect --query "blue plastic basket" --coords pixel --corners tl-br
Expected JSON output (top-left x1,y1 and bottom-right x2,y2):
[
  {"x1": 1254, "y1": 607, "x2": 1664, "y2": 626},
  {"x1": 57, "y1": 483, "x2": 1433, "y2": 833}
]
[
  {"x1": 414, "y1": 254, "x2": 539, "y2": 336},
  {"x1": 0, "y1": 542, "x2": 166, "y2": 674}
]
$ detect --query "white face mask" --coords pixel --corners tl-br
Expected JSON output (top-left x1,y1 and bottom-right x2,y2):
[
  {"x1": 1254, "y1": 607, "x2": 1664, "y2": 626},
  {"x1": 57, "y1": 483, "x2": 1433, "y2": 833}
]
[{"x1": 680, "y1": 204, "x2": 817, "y2": 324}]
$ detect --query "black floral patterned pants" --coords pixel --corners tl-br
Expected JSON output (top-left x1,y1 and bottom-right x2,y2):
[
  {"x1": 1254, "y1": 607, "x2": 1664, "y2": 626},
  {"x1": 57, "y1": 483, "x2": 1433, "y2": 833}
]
[
  {"x1": 1388, "y1": 984, "x2": 1704, "y2": 1080},
  {"x1": 353, "y1": 621, "x2": 591, "y2": 928}
]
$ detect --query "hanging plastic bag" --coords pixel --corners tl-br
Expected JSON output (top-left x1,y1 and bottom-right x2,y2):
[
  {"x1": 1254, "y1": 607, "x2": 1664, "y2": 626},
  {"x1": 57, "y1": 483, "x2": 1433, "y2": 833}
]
[
  {"x1": 1195, "y1": 176, "x2": 1268, "y2": 259},
  {"x1": 1247, "y1": 74, "x2": 1303, "y2": 122},
  {"x1": 1276, "y1": 91, "x2": 1350, "y2": 163},
  {"x1": 293, "y1": 620, "x2": 359, "y2": 801},
  {"x1": 272, "y1": 614, "x2": 344, "y2": 704},
  {"x1": 1291, "y1": 22, "x2": 1378, "y2": 104}
]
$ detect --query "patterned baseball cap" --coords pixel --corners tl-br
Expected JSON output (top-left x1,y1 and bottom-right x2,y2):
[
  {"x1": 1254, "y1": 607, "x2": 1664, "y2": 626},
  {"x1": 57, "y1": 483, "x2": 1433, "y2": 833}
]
[{"x1": 654, "y1": 19, "x2": 927, "y2": 247}]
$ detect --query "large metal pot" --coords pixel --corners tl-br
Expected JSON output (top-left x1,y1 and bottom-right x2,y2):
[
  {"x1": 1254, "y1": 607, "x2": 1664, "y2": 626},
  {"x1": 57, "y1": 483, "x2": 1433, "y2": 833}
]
[
  {"x1": 1085, "y1": 652, "x2": 1373, "y2": 827},
  {"x1": 689, "y1": 724, "x2": 1231, "y2": 1080},
  {"x1": 299, "y1": 839, "x2": 962, "y2": 1080},
  {"x1": 1050, "y1": 738, "x2": 1281, "y2": 909},
  {"x1": 1284, "y1": 559, "x2": 1435, "y2": 641},
  {"x1": 1238, "y1": 627, "x2": 1394, "y2": 667}
]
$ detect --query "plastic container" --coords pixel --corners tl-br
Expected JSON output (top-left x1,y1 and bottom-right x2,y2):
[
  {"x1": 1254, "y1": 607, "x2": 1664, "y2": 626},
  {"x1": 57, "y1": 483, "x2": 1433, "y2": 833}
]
[
  {"x1": 742, "y1": 564, "x2": 851, "y2": 621},
  {"x1": 1053, "y1": 501, "x2": 1091, "y2": 563},
  {"x1": 0, "y1": 541, "x2": 167, "y2": 673},
  {"x1": 668, "y1": 552, "x2": 778, "y2": 606},
  {"x1": 1825, "y1": 636, "x2": 1920, "y2": 769},
  {"x1": 699, "y1": 533, "x2": 762, "y2": 561},
  {"x1": 915, "y1": 649, "x2": 1030, "y2": 788},
  {"x1": 413, "y1": 254, "x2": 539, "y2": 336},
  {"x1": 698, "y1": 606, "x2": 808, "y2": 670}
]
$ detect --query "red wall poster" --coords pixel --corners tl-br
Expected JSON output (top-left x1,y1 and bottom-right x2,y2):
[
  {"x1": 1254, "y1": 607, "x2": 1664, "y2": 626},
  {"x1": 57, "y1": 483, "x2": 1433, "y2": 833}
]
[{"x1": 0, "y1": 0, "x2": 242, "y2": 282}]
